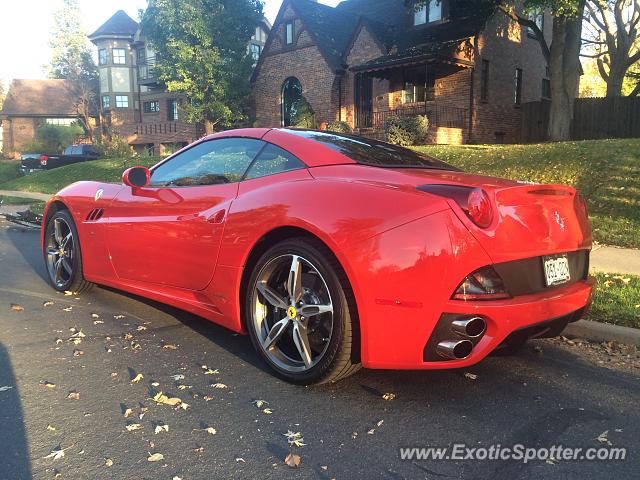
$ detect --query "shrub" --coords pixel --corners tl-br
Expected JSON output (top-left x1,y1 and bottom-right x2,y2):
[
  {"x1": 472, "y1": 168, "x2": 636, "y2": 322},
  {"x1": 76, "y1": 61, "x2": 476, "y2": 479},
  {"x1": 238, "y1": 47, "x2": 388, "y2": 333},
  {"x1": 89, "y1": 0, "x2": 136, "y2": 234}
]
[
  {"x1": 291, "y1": 97, "x2": 316, "y2": 128},
  {"x1": 326, "y1": 121, "x2": 354, "y2": 134},
  {"x1": 25, "y1": 123, "x2": 84, "y2": 154},
  {"x1": 385, "y1": 115, "x2": 429, "y2": 146},
  {"x1": 93, "y1": 127, "x2": 133, "y2": 158}
]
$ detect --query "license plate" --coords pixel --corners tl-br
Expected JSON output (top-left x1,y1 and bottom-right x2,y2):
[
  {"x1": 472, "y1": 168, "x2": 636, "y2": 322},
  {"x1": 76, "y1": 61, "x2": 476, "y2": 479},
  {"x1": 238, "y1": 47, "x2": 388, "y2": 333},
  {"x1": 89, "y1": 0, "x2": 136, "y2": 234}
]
[{"x1": 543, "y1": 254, "x2": 571, "y2": 287}]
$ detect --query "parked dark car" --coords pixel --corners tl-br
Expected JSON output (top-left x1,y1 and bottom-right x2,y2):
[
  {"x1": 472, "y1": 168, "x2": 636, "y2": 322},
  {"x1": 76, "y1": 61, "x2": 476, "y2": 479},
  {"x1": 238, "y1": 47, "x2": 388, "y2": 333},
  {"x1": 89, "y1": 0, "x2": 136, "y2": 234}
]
[{"x1": 20, "y1": 145, "x2": 100, "y2": 174}]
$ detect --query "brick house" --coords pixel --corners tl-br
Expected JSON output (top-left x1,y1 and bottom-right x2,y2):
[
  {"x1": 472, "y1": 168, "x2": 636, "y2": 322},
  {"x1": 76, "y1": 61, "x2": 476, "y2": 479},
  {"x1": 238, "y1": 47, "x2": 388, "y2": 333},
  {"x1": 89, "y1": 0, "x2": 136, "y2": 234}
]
[
  {"x1": 252, "y1": 0, "x2": 552, "y2": 144},
  {"x1": 90, "y1": 10, "x2": 272, "y2": 155},
  {"x1": 0, "y1": 79, "x2": 84, "y2": 157}
]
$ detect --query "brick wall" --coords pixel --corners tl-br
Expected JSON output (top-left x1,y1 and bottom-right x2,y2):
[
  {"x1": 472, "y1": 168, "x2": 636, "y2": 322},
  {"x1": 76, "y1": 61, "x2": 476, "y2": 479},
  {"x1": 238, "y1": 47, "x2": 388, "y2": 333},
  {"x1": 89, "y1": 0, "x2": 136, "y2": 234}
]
[
  {"x1": 253, "y1": 4, "x2": 339, "y2": 127},
  {"x1": 472, "y1": 9, "x2": 552, "y2": 143},
  {"x1": 1, "y1": 117, "x2": 38, "y2": 156}
]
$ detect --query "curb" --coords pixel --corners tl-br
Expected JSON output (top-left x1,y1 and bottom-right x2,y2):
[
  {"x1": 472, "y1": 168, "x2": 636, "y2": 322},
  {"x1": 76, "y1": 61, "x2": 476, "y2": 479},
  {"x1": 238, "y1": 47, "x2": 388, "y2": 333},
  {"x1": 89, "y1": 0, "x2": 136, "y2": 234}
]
[{"x1": 563, "y1": 319, "x2": 640, "y2": 347}]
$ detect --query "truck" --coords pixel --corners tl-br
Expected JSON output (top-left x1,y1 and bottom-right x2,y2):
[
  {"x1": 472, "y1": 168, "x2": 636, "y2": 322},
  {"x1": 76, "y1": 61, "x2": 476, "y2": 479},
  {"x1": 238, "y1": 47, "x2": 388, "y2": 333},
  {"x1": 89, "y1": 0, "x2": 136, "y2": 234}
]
[{"x1": 20, "y1": 145, "x2": 100, "y2": 175}]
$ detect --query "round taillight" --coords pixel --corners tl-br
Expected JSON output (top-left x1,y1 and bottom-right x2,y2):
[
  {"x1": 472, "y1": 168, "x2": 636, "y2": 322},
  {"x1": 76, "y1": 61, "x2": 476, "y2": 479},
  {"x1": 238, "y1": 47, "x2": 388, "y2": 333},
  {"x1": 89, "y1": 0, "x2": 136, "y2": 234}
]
[{"x1": 467, "y1": 188, "x2": 493, "y2": 228}]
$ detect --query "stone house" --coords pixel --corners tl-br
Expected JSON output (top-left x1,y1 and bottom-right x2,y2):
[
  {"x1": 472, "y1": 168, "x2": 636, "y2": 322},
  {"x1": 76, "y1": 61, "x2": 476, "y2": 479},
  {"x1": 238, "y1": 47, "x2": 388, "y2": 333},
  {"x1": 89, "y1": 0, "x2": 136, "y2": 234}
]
[
  {"x1": 251, "y1": 0, "x2": 553, "y2": 144},
  {"x1": 0, "y1": 79, "x2": 85, "y2": 157}
]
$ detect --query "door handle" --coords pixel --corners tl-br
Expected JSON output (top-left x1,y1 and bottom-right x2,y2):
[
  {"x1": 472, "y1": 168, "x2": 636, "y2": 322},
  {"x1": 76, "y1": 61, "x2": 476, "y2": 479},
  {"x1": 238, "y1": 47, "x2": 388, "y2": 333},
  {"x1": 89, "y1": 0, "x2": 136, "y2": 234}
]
[{"x1": 207, "y1": 209, "x2": 226, "y2": 224}]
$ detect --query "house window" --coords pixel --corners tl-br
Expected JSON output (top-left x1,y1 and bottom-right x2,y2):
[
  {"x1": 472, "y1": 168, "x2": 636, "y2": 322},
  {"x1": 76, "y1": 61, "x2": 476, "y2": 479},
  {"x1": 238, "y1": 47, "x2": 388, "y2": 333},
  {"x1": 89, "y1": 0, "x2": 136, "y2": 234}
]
[
  {"x1": 136, "y1": 48, "x2": 146, "y2": 65},
  {"x1": 253, "y1": 26, "x2": 267, "y2": 43},
  {"x1": 112, "y1": 48, "x2": 126, "y2": 65},
  {"x1": 98, "y1": 49, "x2": 107, "y2": 65},
  {"x1": 143, "y1": 101, "x2": 160, "y2": 113},
  {"x1": 403, "y1": 66, "x2": 435, "y2": 103},
  {"x1": 480, "y1": 59, "x2": 490, "y2": 102},
  {"x1": 101, "y1": 95, "x2": 110, "y2": 109},
  {"x1": 514, "y1": 68, "x2": 523, "y2": 105},
  {"x1": 542, "y1": 78, "x2": 551, "y2": 99},
  {"x1": 414, "y1": 1, "x2": 442, "y2": 26},
  {"x1": 285, "y1": 21, "x2": 294, "y2": 45},
  {"x1": 250, "y1": 43, "x2": 261, "y2": 61},
  {"x1": 528, "y1": 10, "x2": 544, "y2": 37},
  {"x1": 115, "y1": 95, "x2": 129, "y2": 108},
  {"x1": 167, "y1": 99, "x2": 179, "y2": 121}
]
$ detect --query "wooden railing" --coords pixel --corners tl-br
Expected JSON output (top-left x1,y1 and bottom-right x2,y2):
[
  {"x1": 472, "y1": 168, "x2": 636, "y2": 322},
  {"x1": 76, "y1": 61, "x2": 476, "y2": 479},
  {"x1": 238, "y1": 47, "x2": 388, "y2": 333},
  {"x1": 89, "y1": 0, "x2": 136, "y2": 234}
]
[{"x1": 360, "y1": 103, "x2": 468, "y2": 131}]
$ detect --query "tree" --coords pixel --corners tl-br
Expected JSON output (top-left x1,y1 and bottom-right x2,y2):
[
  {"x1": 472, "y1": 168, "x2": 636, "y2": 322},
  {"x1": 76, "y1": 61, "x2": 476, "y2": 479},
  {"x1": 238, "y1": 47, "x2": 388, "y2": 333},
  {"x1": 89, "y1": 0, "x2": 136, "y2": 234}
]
[
  {"x1": 48, "y1": 0, "x2": 98, "y2": 137},
  {"x1": 0, "y1": 79, "x2": 5, "y2": 111},
  {"x1": 141, "y1": 0, "x2": 264, "y2": 134},
  {"x1": 583, "y1": 0, "x2": 640, "y2": 97}
]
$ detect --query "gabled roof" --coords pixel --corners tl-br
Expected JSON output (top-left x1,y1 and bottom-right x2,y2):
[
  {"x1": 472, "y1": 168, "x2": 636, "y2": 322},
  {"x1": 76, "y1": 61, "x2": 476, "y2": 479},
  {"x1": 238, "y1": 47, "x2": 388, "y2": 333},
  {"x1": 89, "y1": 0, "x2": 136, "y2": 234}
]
[
  {"x1": 290, "y1": 0, "x2": 361, "y2": 71},
  {"x1": 0, "y1": 79, "x2": 80, "y2": 117},
  {"x1": 88, "y1": 10, "x2": 139, "y2": 40}
]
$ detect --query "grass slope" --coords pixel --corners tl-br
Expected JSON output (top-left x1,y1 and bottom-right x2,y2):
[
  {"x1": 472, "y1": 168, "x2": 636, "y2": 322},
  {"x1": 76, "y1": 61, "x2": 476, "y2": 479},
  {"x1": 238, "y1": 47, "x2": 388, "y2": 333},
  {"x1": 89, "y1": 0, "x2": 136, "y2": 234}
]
[
  {"x1": 415, "y1": 139, "x2": 640, "y2": 248},
  {"x1": 589, "y1": 273, "x2": 640, "y2": 329}
]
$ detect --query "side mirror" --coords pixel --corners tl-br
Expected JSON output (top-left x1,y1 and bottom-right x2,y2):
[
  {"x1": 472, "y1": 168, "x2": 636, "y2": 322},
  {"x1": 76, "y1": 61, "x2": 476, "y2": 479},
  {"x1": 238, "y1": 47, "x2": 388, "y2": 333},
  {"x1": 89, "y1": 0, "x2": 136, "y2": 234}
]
[{"x1": 122, "y1": 166, "x2": 151, "y2": 188}]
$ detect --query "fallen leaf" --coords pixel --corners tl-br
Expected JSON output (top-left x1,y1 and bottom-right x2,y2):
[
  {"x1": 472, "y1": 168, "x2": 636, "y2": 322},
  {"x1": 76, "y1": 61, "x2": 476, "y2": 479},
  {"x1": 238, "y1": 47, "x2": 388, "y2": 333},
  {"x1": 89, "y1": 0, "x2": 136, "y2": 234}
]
[
  {"x1": 47, "y1": 424, "x2": 56, "y2": 431},
  {"x1": 137, "y1": 325, "x2": 147, "y2": 331},
  {"x1": 283, "y1": 430, "x2": 302, "y2": 440},
  {"x1": 147, "y1": 452, "x2": 164, "y2": 462},
  {"x1": 70, "y1": 330, "x2": 86, "y2": 339},
  {"x1": 193, "y1": 426, "x2": 217, "y2": 435},
  {"x1": 67, "y1": 391, "x2": 80, "y2": 400},
  {"x1": 151, "y1": 381, "x2": 160, "y2": 387},
  {"x1": 235, "y1": 457, "x2": 246, "y2": 463},
  {"x1": 131, "y1": 341, "x2": 141, "y2": 350},
  {"x1": 178, "y1": 402, "x2": 190, "y2": 411},
  {"x1": 177, "y1": 384, "x2": 192, "y2": 390},
  {"x1": 44, "y1": 447, "x2": 67, "y2": 460},
  {"x1": 10, "y1": 304, "x2": 24, "y2": 312},
  {"x1": 43, "y1": 301, "x2": 54, "y2": 307},
  {"x1": 289, "y1": 438, "x2": 307, "y2": 447},
  {"x1": 464, "y1": 372, "x2": 478, "y2": 381},
  {"x1": 170, "y1": 374, "x2": 185, "y2": 381},
  {"x1": 253, "y1": 399, "x2": 268, "y2": 408},
  {"x1": 114, "y1": 314, "x2": 126, "y2": 319},
  {"x1": 596, "y1": 430, "x2": 612, "y2": 445},
  {"x1": 91, "y1": 313, "x2": 100, "y2": 319},
  {"x1": 73, "y1": 349, "x2": 84, "y2": 357},
  {"x1": 382, "y1": 392, "x2": 396, "y2": 401},
  {"x1": 41, "y1": 381, "x2": 57, "y2": 389},
  {"x1": 195, "y1": 446, "x2": 205, "y2": 453},
  {"x1": 64, "y1": 291, "x2": 73, "y2": 296},
  {"x1": 55, "y1": 338, "x2": 63, "y2": 345},
  {"x1": 263, "y1": 408, "x2": 273, "y2": 414},
  {"x1": 203, "y1": 368, "x2": 219, "y2": 375},
  {"x1": 173, "y1": 477, "x2": 182, "y2": 480},
  {"x1": 105, "y1": 458, "x2": 114, "y2": 467},
  {"x1": 163, "y1": 343, "x2": 178, "y2": 350},
  {"x1": 126, "y1": 423, "x2": 143, "y2": 431},
  {"x1": 123, "y1": 408, "x2": 133, "y2": 418},
  {"x1": 0, "y1": 385, "x2": 14, "y2": 392},
  {"x1": 123, "y1": 333, "x2": 133, "y2": 340},
  {"x1": 131, "y1": 373, "x2": 144, "y2": 384},
  {"x1": 154, "y1": 424, "x2": 169, "y2": 434},
  {"x1": 63, "y1": 307, "x2": 73, "y2": 312},
  {"x1": 152, "y1": 391, "x2": 182, "y2": 406},
  {"x1": 210, "y1": 383, "x2": 227, "y2": 389},
  {"x1": 93, "y1": 320, "x2": 104, "y2": 325},
  {"x1": 203, "y1": 395, "x2": 215, "y2": 402},
  {"x1": 284, "y1": 453, "x2": 301, "y2": 468}
]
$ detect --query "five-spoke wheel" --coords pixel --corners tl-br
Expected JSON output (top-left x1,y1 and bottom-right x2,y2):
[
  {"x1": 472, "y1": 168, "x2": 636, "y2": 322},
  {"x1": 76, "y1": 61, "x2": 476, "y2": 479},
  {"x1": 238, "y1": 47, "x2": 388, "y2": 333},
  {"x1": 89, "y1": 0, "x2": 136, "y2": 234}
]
[{"x1": 246, "y1": 238, "x2": 360, "y2": 384}]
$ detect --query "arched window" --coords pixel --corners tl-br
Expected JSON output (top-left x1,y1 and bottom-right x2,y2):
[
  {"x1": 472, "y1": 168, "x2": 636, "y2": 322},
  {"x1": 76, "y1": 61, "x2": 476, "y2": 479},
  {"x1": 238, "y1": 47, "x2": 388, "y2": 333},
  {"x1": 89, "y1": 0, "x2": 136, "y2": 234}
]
[{"x1": 281, "y1": 77, "x2": 302, "y2": 127}]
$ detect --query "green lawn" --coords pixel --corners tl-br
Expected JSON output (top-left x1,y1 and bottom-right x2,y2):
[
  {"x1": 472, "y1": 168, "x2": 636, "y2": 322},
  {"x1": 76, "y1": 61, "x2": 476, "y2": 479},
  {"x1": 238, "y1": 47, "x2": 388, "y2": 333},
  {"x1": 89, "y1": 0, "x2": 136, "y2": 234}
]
[
  {"x1": 589, "y1": 273, "x2": 640, "y2": 329},
  {"x1": 0, "y1": 157, "x2": 160, "y2": 195},
  {"x1": 415, "y1": 139, "x2": 640, "y2": 249}
]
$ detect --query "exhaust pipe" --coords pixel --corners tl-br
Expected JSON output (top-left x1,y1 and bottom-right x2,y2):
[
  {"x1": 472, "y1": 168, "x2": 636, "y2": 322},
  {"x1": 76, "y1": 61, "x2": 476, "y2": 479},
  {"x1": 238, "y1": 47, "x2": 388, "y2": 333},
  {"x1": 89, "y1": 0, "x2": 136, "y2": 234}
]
[
  {"x1": 451, "y1": 317, "x2": 486, "y2": 338},
  {"x1": 436, "y1": 339, "x2": 473, "y2": 360}
]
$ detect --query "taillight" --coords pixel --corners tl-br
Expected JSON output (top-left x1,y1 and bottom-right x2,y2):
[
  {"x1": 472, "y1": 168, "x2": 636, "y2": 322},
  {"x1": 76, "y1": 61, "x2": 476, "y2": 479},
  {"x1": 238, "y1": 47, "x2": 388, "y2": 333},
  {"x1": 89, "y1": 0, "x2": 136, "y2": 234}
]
[
  {"x1": 40, "y1": 155, "x2": 49, "y2": 166},
  {"x1": 417, "y1": 185, "x2": 494, "y2": 228},
  {"x1": 452, "y1": 266, "x2": 510, "y2": 301}
]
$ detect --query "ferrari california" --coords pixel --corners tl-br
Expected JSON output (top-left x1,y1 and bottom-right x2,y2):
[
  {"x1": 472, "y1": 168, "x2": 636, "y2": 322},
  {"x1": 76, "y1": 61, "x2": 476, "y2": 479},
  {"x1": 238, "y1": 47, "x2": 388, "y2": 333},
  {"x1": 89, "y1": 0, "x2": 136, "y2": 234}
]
[{"x1": 42, "y1": 128, "x2": 595, "y2": 384}]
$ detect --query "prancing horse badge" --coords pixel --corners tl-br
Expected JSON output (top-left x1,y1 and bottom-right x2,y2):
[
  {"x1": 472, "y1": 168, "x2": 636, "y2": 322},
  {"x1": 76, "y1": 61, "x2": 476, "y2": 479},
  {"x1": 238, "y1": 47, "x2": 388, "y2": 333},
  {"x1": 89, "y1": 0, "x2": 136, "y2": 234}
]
[{"x1": 95, "y1": 188, "x2": 104, "y2": 201}]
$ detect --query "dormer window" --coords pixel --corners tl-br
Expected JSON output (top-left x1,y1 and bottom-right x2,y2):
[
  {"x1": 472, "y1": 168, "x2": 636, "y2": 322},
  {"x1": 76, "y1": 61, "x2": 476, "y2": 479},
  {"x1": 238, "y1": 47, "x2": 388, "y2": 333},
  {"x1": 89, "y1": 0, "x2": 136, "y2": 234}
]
[
  {"x1": 285, "y1": 21, "x2": 294, "y2": 45},
  {"x1": 414, "y1": 1, "x2": 443, "y2": 26}
]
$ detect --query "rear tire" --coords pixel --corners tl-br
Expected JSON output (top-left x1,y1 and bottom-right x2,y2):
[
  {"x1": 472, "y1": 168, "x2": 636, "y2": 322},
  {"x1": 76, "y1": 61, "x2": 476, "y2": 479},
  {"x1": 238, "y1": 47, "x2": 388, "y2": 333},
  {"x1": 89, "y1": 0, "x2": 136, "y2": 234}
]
[
  {"x1": 244, "y1": 237, "x2": 360, "y2": 385},
  {"x1": 43, "y1": 209, "x2": 93, "y2": 294}
]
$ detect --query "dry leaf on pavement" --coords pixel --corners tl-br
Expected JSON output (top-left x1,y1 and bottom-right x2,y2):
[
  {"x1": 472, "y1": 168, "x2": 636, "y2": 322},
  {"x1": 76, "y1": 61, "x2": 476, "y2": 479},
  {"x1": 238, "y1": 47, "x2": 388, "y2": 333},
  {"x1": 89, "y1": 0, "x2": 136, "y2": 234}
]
[
  {"x1": 131, "y1": 373, "x2": 144, "y2": 384},
  {"x1": 284, "y1": 453, "x2": 301, "y2": 468},
  {"x1": 154, "y1": 424, "x2": 169, "y2": 434},
  {"x1": 210, "y1": 383, "x2": 227, "y2": 389},
  {"x1": 10, "y1": 304, "x2": 24, "y2": 312},
  {"x1": 67, "y1": 391, "x2": 80, "y2": 400},
  {"x1": 126, "y1": 423, "x2": 143, "y2": 431},
  {"x1": 382, "y1": 392, "x2": 396, "y2": 401},
  {"x1": 105, "y1": 458, "x2": 114, "y2": 467},
  {"x1": 147, "y1": 452, "x2": 164, "y2": 462}
]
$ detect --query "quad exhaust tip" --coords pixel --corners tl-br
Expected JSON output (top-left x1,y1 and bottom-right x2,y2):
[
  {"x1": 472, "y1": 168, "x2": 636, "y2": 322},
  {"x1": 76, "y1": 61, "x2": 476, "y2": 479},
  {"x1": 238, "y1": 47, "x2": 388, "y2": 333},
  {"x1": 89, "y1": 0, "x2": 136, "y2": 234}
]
[
  {"x1": 436, "y1": 339, "x2": 474, "y2": 360},
  {"x1": 451, "y1": 317, "x2": 486, "y2": 339}
]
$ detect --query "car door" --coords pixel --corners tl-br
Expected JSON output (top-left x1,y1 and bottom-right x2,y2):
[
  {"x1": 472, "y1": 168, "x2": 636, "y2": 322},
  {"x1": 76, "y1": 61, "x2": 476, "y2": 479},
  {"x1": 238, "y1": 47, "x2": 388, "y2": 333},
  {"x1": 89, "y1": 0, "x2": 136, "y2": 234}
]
[{"x1": 107, "y1": 137, "x2": 266, "y2": 291}]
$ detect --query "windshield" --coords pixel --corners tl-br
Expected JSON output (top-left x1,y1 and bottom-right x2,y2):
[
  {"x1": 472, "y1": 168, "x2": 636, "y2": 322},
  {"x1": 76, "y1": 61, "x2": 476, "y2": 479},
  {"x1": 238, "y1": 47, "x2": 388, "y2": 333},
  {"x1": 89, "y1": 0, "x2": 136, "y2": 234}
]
[{"x1": 282, "y1": 129, "x2": 459, "y2": 171}]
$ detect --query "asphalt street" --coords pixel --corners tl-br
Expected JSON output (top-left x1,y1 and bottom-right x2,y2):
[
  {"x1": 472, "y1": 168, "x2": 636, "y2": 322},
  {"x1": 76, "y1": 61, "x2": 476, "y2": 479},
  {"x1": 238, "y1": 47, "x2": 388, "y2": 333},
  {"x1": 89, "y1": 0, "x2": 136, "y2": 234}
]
[{"x1": 0, "y1": 215, "x2": 638, "y2": 480}]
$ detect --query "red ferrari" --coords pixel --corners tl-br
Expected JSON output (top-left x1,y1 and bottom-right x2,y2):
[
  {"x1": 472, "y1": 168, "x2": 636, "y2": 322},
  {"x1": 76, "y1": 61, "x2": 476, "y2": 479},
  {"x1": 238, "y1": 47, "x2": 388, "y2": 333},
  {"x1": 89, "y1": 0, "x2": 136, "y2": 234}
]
[{"x1": 42, "y1": 128, "x2": 595, "y2": 384}]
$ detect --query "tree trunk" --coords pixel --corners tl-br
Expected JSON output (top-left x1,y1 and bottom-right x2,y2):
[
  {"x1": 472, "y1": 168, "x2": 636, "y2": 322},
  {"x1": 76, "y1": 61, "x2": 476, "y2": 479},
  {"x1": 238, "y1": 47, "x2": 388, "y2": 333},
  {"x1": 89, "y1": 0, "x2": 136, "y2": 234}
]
[
  {"x1": 547, "y1": 2, "x2": 585, "y2": 142},
  {"x1": 606, "y1": 65, "x2": 626, "y2": 97},
  {"x1": 204, "y1": 119, "x2": 215, "y2": 135}
]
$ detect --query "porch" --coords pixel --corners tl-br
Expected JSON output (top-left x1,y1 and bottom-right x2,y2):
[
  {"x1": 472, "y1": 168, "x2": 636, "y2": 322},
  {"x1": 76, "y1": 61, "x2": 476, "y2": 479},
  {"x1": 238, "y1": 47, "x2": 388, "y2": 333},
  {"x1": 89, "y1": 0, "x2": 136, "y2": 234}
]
[{"x1": 349, "y1": 53, "x2": 473, "y2": 144}]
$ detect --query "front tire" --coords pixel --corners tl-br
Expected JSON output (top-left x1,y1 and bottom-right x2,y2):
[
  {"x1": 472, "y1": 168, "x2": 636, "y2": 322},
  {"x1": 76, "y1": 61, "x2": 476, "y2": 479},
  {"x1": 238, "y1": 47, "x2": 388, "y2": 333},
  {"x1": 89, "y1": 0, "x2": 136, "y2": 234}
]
[
  {"x1": 43, "y1": 209, "x2": 93, "y2": 294},
  {"x1": 245, "y1": 238, "x2": 360, "y2": 385}
]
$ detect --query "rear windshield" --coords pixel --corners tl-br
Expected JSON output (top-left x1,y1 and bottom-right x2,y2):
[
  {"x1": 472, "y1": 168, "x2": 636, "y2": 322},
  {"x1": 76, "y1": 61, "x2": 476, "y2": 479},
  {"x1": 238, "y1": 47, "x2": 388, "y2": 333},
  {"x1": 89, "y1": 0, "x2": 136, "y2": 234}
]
[{"x1": 283, "y1": 129, "x2": 459, "y2": 171}]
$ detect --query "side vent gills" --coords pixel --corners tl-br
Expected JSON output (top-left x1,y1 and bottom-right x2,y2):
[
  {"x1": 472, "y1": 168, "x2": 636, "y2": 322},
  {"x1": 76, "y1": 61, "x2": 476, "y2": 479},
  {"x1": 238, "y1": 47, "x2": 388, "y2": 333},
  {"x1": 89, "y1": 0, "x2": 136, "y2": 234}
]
[{"x1": 85, "y1": 208, "x2": 104, "y2": 222}]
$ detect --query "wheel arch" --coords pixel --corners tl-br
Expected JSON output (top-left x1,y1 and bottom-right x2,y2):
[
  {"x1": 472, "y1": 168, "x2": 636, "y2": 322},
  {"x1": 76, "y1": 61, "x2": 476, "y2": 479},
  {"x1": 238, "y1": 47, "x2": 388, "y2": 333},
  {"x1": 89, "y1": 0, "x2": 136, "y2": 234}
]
[{"x1": 239, "y1": 225, "x2": 362, "y2": 362}]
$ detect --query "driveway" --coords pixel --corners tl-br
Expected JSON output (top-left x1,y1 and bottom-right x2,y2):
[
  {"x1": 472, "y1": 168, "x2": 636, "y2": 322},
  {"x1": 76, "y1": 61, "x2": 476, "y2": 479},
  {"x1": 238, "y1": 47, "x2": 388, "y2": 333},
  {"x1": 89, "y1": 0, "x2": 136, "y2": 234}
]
[{"x1": 0, "y1": 217, "x2": 638, "y2": 480}]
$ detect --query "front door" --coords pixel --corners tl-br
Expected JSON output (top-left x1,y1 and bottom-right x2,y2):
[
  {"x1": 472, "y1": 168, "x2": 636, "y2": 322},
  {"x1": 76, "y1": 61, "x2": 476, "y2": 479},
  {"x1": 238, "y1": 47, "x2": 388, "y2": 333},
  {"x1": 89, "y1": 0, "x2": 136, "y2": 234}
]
[
  {"x1": 107, "y1": 137, "x2": 265, "y2": 291},
  {"x1": 355, "y1": 73, "x2": 373, "y2": 128}
]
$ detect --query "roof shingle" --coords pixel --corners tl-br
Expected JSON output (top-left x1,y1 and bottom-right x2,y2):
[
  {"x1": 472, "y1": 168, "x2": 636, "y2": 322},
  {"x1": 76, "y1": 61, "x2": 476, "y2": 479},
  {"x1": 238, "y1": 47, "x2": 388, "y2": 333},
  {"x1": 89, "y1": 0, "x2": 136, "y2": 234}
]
[
  {"x1": 0, "y1": 79, "x2": 80, "y2": 117},
  {"x1": 88, "y1": 10, "x2": 138, "y2": 39}
]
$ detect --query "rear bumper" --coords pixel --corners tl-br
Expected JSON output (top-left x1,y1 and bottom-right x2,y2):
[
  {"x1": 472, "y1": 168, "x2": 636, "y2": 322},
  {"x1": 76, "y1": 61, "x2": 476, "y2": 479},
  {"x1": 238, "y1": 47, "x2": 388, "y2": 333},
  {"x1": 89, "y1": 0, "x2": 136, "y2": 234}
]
[{"x1": 364, "y1": 277, "x2": 595, "y2": 369}]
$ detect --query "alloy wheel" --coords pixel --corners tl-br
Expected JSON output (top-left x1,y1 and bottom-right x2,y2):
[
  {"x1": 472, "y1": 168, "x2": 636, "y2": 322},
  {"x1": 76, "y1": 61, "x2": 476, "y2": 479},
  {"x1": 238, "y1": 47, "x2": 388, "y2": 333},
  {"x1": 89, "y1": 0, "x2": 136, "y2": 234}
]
[
  {"x1": 46, "y1": 217, "x2": 75, "y2": 288},
  {"x1": 251, "y1": 254, "x2": 334, "y2": 373}
]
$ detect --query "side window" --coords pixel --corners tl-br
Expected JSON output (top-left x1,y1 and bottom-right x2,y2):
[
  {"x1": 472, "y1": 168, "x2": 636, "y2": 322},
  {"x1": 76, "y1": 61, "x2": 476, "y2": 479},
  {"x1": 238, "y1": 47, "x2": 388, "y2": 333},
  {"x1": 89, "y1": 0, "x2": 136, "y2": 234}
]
[
  {"x1": 150, "y1": 138, "x2": 265, "y2": 187},
  {"x1": 245, "y1": 144, "x2": 306, "y2": 180}
]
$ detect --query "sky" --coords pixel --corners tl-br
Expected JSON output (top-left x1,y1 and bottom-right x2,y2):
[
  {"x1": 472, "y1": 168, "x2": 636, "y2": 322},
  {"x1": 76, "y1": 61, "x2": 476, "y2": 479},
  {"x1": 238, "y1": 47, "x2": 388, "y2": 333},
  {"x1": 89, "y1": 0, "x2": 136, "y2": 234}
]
[{"x1": 0, "y1": 0, "x2": 341, "y2": 85}]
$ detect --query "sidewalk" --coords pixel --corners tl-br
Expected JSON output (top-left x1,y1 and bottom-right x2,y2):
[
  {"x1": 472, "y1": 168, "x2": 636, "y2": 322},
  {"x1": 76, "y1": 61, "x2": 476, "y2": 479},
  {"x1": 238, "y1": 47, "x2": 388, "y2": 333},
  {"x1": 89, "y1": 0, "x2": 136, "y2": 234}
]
[
  {"x1": 590, "y1": 245, "x2": 640, "y2": 276},
  {"x1": 0, "y1": 190, "x2": 51, "y2": 202}
]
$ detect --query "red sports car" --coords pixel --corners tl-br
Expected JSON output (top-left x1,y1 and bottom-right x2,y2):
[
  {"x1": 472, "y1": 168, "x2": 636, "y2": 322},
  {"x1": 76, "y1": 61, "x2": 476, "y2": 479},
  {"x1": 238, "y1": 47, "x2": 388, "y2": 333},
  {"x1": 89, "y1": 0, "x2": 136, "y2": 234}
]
[{"x1": 42, "y1": 128, "x2": 595, "y2": 384}]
